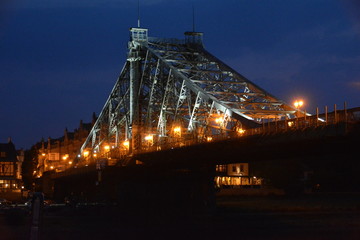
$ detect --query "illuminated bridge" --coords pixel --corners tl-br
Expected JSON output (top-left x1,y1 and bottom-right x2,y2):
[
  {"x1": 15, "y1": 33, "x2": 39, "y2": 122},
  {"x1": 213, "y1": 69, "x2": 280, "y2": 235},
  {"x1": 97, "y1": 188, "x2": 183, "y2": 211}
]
[
  {"x1": 42, "y1": 27, "x2": 360, "y2": 206},
  {"x1": 78, "y1": 27, "x2": 301, "y2": 164}
]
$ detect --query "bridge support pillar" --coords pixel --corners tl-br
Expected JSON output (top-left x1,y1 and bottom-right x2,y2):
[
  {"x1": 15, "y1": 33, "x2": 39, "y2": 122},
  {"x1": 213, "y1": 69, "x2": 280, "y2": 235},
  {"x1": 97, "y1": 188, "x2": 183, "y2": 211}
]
[{"x1": 128, "y1": 48, "x2": 142, "y2": 154}]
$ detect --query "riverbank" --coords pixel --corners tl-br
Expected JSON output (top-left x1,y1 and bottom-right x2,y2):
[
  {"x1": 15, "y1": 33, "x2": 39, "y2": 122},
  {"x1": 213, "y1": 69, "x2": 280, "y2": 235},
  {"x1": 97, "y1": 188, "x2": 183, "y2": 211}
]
[{"x1": 1, "y1": 192, "x2": 359, "y2": 240}]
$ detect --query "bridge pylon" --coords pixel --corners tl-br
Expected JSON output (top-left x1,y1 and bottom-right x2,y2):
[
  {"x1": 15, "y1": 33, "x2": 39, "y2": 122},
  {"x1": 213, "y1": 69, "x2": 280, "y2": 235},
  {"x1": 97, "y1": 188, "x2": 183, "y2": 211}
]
[{"x1": 79, "y1": 27, "x2": 297, "y2": 165}]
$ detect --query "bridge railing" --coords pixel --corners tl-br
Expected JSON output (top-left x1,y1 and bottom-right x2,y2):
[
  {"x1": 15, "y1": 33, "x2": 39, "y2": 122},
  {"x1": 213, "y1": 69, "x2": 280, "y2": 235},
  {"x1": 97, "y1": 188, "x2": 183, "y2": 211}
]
[
  {"x1": 74, "y1": 107, "x2": 359, "y2": 168},
  {"x1": 243, "y1": 106, "x2": 360, "y2": 137}
]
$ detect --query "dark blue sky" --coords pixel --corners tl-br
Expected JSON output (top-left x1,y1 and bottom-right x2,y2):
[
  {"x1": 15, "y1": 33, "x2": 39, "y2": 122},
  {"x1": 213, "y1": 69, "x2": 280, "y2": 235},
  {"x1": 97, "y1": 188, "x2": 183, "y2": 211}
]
[{"x1": 1, "y1": 0, "x2": 360, "y2": 149}]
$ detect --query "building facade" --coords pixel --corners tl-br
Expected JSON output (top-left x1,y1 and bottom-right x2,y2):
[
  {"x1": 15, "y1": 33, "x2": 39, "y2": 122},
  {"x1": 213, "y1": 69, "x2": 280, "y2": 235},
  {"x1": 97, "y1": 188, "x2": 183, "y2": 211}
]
[
  {"x1": 36, "y1": 116, "x2": 95, "y2": 176},
  {"x1": 215, "y1": 163, "x2": 262, "y2": 188},
  {"x1": 0, "y1": 139, "x2": 24, "y2": 191}
]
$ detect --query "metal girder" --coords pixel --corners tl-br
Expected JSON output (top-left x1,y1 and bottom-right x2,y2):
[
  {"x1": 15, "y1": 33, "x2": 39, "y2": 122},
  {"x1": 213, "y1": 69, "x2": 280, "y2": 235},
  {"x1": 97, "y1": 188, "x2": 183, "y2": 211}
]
[
  {"x1": 157, "y1": 69, "x2": 173, "y2": 136},
  {"x1": 79, "y1": 28, "x2": 299, "y2": 162},
  {"x1": 80, "y1": 62, "x2": 130, "y2": 153}
]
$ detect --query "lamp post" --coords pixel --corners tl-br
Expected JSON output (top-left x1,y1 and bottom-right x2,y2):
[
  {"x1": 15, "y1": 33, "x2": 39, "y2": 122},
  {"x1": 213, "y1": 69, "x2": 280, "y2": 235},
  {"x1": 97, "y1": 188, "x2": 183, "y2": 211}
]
[
  {"x1": 144, "y1": 134, "x2": 153, "y2": 150},
  {"x1": 173, "y1": 126, "x2": 181, "y2": 138},
  {"x1": 293, "y1": 100, "x2": 304, "y2": 128},
  {"x1": 293, "y1": 100, "x2": 304, "y2": 109}
]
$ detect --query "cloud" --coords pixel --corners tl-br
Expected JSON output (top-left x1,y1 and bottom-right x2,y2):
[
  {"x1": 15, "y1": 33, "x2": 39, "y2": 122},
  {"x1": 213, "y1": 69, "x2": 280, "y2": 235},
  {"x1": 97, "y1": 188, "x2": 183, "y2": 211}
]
[{"x1": 349, "y1": 81, "x2": 360, "y2": 90}]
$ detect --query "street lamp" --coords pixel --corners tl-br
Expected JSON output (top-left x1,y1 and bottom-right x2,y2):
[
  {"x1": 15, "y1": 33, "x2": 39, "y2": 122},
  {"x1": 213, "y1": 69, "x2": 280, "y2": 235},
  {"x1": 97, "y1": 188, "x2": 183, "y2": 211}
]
[
  {"x1": 123, "y1": 140, "x2": 130, "y2": 149},
  {"x1": 83, "y1": 151, "x2": 89, "y2": 157},
  {"x1": 293, "y1": 100, "x2": 305, "y2": 128},
  {"x1": 144, "y1": 134, "x2": 154, "y2": 146},
  {"x1": 237, "y1": 128, "x2": 245, "y2": 135},
  {"x1": 173, "y1": 126, "x2": 181, "y2": 138},
  {"x1": 215, "y1": 117, "x2": 223, "y2": 124},
  {"x1": 144, "y1": 135, "x2": 153, "y2": 141},
  {"x1": 294, "y1": 100, "x2": 304, "y2": 109}
]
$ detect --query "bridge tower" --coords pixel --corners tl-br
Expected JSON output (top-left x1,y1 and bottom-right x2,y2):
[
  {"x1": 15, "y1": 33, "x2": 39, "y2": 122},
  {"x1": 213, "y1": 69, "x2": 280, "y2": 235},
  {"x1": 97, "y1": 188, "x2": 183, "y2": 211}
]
[{"x1": 79, "y1": 27, "x2": 297, "y2": 165}]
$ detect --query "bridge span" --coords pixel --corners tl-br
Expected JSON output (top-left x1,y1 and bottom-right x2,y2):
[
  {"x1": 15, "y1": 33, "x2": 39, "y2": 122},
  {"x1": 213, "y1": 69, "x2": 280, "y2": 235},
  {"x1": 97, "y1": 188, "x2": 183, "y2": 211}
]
[
  {"x1": 36, "y1": 27, "x2": 359, "y2": 211},
  {"x1": 38, "y1": 120, "x2": 359, "y2": 211}
]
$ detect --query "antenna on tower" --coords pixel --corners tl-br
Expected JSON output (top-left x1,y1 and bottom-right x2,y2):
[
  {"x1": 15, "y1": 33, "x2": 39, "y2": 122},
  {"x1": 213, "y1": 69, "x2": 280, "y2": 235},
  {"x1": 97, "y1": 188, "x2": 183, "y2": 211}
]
[{"x1": 137, "y1": 0, "x2": 141, "y2": 28}]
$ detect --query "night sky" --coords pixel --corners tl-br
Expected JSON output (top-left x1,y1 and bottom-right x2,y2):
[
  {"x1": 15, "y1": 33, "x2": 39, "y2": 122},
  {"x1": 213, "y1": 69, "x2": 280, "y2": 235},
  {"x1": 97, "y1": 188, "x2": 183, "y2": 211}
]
[{"x1": 1, "y1": 0, "x2": 360, "y2": 149}]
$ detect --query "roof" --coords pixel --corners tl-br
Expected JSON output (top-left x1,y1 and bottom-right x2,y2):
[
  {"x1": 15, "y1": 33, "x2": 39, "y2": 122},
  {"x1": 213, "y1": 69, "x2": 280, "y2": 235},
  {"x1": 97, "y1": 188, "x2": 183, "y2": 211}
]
[
  {"x1": 82, "y1": 123, "x2": 92, "y2": 131},
  {"x1": 0, "y1": 141, "x2": 18, "y2": 162},
  {"x1": 31, "y1": 120, "x2": 94, "y2": 149}
]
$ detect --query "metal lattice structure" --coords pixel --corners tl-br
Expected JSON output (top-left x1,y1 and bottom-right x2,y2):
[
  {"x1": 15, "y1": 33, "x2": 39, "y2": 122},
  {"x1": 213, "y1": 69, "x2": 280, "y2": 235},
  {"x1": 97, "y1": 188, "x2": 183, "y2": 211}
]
[{"x1": 79, "y1": 28, "x2": 297, "y2": 164}]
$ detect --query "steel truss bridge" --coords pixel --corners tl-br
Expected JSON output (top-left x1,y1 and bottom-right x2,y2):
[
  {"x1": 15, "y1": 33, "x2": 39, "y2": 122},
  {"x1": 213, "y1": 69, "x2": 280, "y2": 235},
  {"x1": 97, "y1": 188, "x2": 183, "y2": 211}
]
[{"x1": 79, "y1": 28, "x2": 300, "y2": 165}]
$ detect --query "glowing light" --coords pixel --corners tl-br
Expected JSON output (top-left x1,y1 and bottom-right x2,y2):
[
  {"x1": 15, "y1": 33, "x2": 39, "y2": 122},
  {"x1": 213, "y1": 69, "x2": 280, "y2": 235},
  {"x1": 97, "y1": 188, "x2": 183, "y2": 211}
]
[
  {"x1": 5, "y1": 184, "x2": 8, "y2": 188},
  {"x1": 237, "y1": 128, "x2": 245, "y2": 135},
  {"x1": 215, "y1": 117, "x2": 223, "y2": 124},
  {"x1": 21, "y1": 186, "x2": 24, "y2": 189},
  {"x1": 68, "y1": 161, "x2": 73, "y2": 165},
  {"x1": 62, "y1": 154, "x2": 69, "y2": 160},
  {"x1": 83, "y1": 151, "x2": 90, "y2": 157},
  {"x1": 145, "y1": 134, "x2": 154, "y2": 146},
  {"x1": 50, "y1": 166, "x2": 54, "y2": 170},
  {"x1": 294, "y1": 100, "x2": 304, "y2": 108},
  {"x1": 206, "y1": 136, "x2": 213, "y2": 142},
  {"x1": 145, "y1": 135, "x2": 153, "y2": 141},
  {"x1": 123, "y1": 140, "x2": 130, "y2": 148},
  {"x1": 93, "y1": 153, "x2": 97, "y2": 157},
  {"x1": 173, "y1": 126, "x2": 181, "y2": 137},
  {"x1": 42, "y1": 153, "x2": 46, "y2": 156},
  {"x1": 287, "y1": 121, "x2": 294, "y2": 127},
  {"x1": 173, "y1": 126, "x2": 181, "y2": 133},
  {"x1": 104, "y1": 145, "x2": 110, "y2": 151}
]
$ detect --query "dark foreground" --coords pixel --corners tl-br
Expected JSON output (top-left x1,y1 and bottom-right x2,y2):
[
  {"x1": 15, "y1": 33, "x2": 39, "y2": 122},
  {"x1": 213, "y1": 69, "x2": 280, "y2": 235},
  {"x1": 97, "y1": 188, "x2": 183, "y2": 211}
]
[{"x1": 1, "y1": 193, "x2": 360, "y2": 240}]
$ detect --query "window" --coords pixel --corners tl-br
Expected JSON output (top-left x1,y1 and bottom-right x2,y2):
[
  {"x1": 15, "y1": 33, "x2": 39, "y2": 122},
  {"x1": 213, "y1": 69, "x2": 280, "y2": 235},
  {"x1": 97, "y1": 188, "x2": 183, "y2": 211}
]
[
  {"x1": 216, "y1": 165, "x2": 227, "y2": 172},
  {"x1": 0, "y1": 180, "x2": 16, "y2": 189},
  {"x1": 0, "y1": 163, "x2": 14, "y2": 176},
  {"x1": 49, "y1": 153, "x2": 59, "y2": 160}
]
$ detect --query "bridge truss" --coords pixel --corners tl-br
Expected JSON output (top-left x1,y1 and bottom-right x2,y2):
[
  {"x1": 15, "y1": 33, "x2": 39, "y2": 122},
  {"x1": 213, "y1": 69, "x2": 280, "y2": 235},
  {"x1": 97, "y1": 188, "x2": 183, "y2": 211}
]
[{"x1": 79, "y1": 28, "x2": 297, "y2": 164}]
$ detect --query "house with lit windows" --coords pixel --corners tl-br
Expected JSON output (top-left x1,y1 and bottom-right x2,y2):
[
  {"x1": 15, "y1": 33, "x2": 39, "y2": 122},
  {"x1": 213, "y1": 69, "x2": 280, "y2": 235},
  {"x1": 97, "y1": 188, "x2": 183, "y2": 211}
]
[
  {"x1": 215, "y1": 163, "x2": 262, "y2": 188},
  {"x1": 0, "y1": 139, "x2": 24, "y2": 191},
  {"x1": 35, "y1": 115, "x2": 96, "y2": 177}
]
